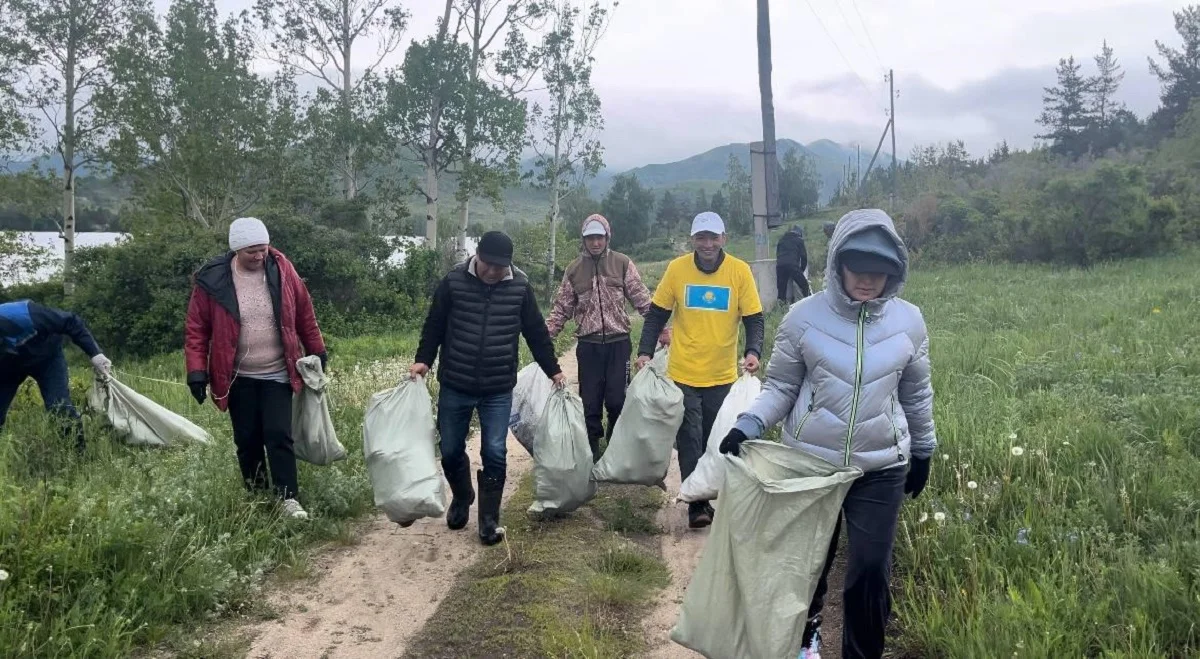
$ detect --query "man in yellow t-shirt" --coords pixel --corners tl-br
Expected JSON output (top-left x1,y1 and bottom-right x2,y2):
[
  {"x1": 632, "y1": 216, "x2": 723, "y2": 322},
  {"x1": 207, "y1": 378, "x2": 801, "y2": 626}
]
[{"x1": 635, "y1": 211, "x2": 764, "y2": 528}]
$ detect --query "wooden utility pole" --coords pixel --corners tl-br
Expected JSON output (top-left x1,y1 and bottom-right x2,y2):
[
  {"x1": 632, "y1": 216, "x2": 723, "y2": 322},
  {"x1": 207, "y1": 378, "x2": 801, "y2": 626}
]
[
  {"x1": 755, "y1": 0, "x2": 777, "y2": 259},
  {"x1": 889, "y1": 69, "x2": 897, "y2": 212}
]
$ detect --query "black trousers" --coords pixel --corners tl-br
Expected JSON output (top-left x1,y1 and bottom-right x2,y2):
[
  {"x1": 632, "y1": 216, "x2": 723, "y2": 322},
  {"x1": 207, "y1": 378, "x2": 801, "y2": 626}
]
[
  {"x1": 576, "y1": 339, "x2": 631, "y2": 456},
  {"x1": 777, "y1": 263, "x2": 812, "y2": 303},
  {"x1": 227, "y1": 377, "x2": 299, "y2": 500},
  {"x1": 674, "y1": 381, "x2": 732, "y2": 496},
  {"x1": 805, "y1": 465, "x2": 907, "y2": 659}
]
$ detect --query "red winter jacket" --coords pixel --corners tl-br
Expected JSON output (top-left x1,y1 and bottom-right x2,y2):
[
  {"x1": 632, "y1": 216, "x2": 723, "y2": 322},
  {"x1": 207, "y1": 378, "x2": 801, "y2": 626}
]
[{"x1": 184, "y1": 248, "x2": 325, "y2": 411}]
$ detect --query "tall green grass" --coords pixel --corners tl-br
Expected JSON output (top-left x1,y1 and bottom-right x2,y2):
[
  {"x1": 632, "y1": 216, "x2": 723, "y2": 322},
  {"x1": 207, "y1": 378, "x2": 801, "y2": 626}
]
[
  {"x1": 893, "y1": 255, "x2": 1200, "y2": 656},
  {"x1": 0, "y1": 335, "x2": 419, "y2": 656}
]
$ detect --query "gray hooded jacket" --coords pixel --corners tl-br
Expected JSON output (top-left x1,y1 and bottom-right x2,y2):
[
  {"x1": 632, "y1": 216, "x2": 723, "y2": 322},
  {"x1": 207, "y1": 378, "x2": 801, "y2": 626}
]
[{"x1": 735, "y1": 209, "x2": 937, "y2": 472}]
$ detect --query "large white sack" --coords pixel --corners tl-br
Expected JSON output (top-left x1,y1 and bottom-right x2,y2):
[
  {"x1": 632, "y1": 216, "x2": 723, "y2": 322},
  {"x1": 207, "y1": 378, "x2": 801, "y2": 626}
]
[
  {"x1": 87, "y1": 375, "x2": 212, "y2": 447},
  {"x1": 363, "y1": 377, "x2": 447, "y2": 526},
  {"x1": 528, "y1": 387, "x2": 597, "y2": 516},
  {"x1": 678, "y1": 373, "x2": 762, "y2": 502},
  {"x1": 592, "y1": 349, "x2": 682, "y2": 486},
  {"x1": 509, "y1": 362, "x2": 554, "y2": 457},
  {"x1": 292, "y1": 355, "x2": 346, "y2": 465},
  {"x1": 670, "y1": 441, "x2": 860, "y2": 659}
]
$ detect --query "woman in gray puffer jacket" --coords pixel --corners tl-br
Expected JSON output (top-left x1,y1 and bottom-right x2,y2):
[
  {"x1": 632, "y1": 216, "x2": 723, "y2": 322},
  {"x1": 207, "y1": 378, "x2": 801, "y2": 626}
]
[{"x1": 718, "y1": 208, "x2": 937, "y2": 659}]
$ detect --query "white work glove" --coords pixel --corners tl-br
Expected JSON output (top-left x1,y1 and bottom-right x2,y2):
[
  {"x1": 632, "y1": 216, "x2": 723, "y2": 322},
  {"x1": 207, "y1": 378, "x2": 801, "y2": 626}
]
[{"x1": 91, "y1": 353, "x2": 113, "y2": 378}]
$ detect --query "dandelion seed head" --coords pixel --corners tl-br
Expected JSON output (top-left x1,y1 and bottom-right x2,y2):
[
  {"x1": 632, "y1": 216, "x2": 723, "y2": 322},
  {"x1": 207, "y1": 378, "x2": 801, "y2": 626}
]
[
  {"x1": 0, "y1": 569, "x2": 8, "y2": 581},
  {"x1": 918, "y1": 512, "x2": 929, "y2": 523},
  {"x1": 1011, "y1": 446, "x2": 1025, "y2": 457},
  {"x1": 1008, "y1": 433, "x2": 1018, "y2": 440},
  {"x1": 967, "y1": 481, "x2": 978, "y2": 490},
  {"x1": 933, "y1": 512, "x2": 946, "y2": 523},
  {"x1": 941, "y1": 454, "x2": 950, "y2": 461}
]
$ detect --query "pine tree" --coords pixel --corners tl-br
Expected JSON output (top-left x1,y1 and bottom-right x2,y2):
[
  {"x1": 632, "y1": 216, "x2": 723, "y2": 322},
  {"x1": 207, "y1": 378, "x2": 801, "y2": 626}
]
[
  {"x1": 1037, "y1": 56, "x2": 1093, "y2": 158},
  {"x1": 1088, "y1": 40, "x2": 1125, "y2": 153},
  {"x1": 1150, "y1": 6, "x2": 1200, "y2": 136}
]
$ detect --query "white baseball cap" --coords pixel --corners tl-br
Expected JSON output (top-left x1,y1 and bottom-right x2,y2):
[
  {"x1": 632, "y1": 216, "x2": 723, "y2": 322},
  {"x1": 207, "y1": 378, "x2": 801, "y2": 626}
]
[
  {"x1": 582, "y1": 219, "x2": 607, "y2": 237},
  {"x1": 690, "y1": 212, "x2": 726, "y2": 236}
]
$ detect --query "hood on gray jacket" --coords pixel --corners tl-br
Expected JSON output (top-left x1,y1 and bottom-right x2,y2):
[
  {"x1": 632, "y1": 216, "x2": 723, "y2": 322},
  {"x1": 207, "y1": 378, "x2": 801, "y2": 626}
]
[{"x1": 825, "y1": 209, "x2": 909, "y2": 317}]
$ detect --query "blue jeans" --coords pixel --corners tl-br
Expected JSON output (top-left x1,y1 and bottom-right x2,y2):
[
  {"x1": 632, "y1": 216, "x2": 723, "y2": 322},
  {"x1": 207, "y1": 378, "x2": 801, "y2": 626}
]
[
  {"x1": 437, "y1": 385, "x2": 513, "y2": 481},
  {"x1": 0, "y1": 351, "x2": 84, "y2": 445}
]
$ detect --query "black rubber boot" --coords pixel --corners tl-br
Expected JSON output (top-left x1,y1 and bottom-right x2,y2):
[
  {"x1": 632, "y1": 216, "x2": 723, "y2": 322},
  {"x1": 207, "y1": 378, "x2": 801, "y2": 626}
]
[
  {"x1": 444, "y1": 460, "x2": 475, "y2": 531},
  {"x1": 477, "y1": 470, "x2": 506, "y2": 546}
]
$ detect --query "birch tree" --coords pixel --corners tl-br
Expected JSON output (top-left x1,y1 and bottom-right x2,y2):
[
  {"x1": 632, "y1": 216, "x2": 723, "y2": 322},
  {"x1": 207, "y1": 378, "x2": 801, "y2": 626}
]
[
  {"x1": 101, "y1": 0, "x2": 295, "y2": 229},
  {"x1": 452, "y1": 0, "x2": 545, "y2": 255},
  {"x1": 529, "y1": 0, "x2": 609, "y2": 295},
  {"x1": 254, "y1": 0, "x2": 409, "y2": 201},
  {"x1": 3, "y1": 0, "x2": 131, "y2": 294}
]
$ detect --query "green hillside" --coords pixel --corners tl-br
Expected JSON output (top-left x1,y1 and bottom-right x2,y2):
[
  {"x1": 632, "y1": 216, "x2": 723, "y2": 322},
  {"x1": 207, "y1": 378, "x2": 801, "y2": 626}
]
[{"x1": 612, "y1": 138, "x2": 897, "y2": 204}]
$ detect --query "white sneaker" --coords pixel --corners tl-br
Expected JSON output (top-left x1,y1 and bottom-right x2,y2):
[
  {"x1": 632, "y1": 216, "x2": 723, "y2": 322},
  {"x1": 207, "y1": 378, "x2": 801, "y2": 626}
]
[{"x1": 282, "y1": 498, "x2": 309, "y2": 520}]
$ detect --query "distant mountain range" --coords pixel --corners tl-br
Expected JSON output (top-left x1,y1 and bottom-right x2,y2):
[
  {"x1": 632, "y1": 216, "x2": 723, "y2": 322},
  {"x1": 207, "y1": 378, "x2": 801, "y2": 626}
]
[{"x1": 587, "y1": 139, "x2": 896, "y2": 205}]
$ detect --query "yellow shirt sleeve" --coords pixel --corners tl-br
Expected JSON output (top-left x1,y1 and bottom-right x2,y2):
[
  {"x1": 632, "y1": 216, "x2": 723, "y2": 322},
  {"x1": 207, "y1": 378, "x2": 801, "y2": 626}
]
[
  {"x1": 651, "y1": 260, "x2": 678, "y2": 310},
  {"x1": 738, "y1": 261, "x2": 764, "y2": 316}
]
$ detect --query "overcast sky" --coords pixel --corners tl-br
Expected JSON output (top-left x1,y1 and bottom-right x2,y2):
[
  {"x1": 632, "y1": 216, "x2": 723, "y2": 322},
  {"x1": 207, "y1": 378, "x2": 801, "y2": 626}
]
[{"x1": 201, "y1": 0, "x2": 1187, "y2": 169}]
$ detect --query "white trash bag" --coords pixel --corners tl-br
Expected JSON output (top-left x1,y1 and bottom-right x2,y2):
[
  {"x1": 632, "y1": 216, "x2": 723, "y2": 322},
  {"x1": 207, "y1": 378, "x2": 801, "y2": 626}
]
[
  {"x1": 292, "y1": 355, "x2": 346, "y2": 465},
  {"x1": 670, "y1": 441, "x2": 861, "y2": 659},
  {"x1": 363, "y1": 377, "x2": 447, "y2": 526},
  {"x1": 528, "y1": 387, "x2": 597, "y2": 516},
  {"x1": 509, "y1": 362, "x2": 554, "y2": 457},
  {"x1": 87, "y1": 375, "x2": 211, "y2": 447},
  {"x1": 592, "y1": 348, "x2": 683, "y2": 487},
  {"x1": 678, "y1": 372, "x2": 762, "y2": 502}
]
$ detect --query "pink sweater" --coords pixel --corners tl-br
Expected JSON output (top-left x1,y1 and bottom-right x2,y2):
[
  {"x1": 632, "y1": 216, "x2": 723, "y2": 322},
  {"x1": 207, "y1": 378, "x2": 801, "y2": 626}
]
[{"x1": 232, "y1": 262, "x2": 287, "y2": 376}]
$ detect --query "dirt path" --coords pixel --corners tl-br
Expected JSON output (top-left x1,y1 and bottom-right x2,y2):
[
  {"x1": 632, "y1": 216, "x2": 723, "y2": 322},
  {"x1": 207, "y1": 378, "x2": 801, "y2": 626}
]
[
  {"x1": 243, "y1": 350, "x2": 579, "y2": 659},
  {"x1": 641, "y1": 451, "x2": 846, "y2": 659}
]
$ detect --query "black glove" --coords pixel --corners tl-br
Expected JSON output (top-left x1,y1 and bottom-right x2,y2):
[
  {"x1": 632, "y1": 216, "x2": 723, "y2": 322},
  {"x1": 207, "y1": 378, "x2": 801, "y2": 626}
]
[
  {"x1": 904, "y1": 457, "x2": 931, "y2": 499},
  {"x1": 186, "y1": 371, "x2": 208, "y2": 406},
  {"x1": 718, "y1": 428, "x2": 748, "y2": 456},
  {"x1": 317, "y1": 351, "x2": 328, "y2": 372}
]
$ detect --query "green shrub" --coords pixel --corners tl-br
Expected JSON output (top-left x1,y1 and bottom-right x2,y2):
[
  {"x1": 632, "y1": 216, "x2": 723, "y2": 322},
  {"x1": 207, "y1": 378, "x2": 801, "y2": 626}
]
[{"x1": 63, "y1": 213, "x2": 440, "y2": 357}]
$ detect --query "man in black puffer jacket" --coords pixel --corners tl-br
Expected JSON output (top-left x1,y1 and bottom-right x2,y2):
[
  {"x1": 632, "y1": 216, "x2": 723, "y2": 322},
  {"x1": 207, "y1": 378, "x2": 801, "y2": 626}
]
[{"x1": 409, "y1": 231, "x2": 564, "y2": 545}]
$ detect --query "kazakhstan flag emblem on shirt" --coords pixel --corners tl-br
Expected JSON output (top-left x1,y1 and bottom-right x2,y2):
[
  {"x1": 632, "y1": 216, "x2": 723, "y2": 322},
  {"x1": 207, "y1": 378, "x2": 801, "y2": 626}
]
[{"x1": 685, "y1": 284, "x2": 731, "y2": 312}]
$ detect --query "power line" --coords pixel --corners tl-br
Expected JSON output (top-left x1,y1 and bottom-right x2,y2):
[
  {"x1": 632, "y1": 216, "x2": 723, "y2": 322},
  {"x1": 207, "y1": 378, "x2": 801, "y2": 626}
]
[
  {"x1": 828, "y1": 0, "x2": 871, "y2": 66},
  {"x1": 847, "y1": 0, "x2": 886, "y2": 72},
  {"x1": 801, "y1": 0, "x2": 880, "y2": 101}
]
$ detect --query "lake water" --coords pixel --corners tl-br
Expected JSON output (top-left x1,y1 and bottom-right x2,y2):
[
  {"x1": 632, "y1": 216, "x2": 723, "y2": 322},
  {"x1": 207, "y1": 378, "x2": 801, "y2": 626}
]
[{"x1": 1, "y1": 232, "x2": 478, "y2": 286}]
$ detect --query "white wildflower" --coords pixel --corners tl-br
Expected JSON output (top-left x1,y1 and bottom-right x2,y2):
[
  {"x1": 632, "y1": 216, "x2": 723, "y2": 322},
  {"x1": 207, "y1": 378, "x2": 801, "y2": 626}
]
[
  {"x1": 933, "y1": 512, "x2": 946, "y2": 524},
  {"x1": 967, "y1": 481, "x2": 978, "y2": 490},
  {"x1": 1011, "y1": 446, "x2": 1025, "y2": 457}
]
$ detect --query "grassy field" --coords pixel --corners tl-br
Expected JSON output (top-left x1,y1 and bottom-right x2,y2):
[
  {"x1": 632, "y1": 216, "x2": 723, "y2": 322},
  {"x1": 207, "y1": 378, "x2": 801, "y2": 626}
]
[
  {"x1": 0, "y1": 328, "x2": 572, "y2": 657},
  {"x1": 2, "y1": 249, "x2": 1198, "y2": 657}
]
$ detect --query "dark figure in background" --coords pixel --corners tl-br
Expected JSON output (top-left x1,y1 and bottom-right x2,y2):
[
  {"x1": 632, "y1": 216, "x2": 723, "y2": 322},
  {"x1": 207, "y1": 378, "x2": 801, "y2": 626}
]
[{"x1": 776, "y1": 224, "x2": 812, "y2": 304}]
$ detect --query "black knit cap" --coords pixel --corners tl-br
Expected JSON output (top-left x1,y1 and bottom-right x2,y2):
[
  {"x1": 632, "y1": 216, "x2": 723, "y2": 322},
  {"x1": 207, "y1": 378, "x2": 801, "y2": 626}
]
[{"x1": 477, "y1": 230, "x2": 513, "y2": 268}]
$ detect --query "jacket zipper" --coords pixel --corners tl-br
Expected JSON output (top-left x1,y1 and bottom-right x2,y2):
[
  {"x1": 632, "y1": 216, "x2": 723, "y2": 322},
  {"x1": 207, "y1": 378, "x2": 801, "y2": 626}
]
[
  {"x1": 795, "y1": 392, "x2": 815, "y2": 440},
  {"x1": 844, "y1": 304, "x2": 867, "y2": 466},
  {"x1": 889, "y1": 394, "x2": 904, "y2": 463},
  {"x1": 478, "y1": 283, "x2": 495, "y2": 358},
  {"x1": 595, "y1": 260, "x2": 607, "y2": 343}
]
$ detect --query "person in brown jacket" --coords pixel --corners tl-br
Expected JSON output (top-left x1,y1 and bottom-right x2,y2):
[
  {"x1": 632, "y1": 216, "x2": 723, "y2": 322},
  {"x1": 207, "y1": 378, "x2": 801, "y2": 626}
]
[{"x1": 546, "y1": 214, "x2": 669, "y2": 461}]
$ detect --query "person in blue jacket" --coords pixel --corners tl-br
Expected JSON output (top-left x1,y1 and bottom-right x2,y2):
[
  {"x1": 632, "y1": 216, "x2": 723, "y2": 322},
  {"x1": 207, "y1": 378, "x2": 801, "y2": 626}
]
[{"x1": 0, "y1": 299, "x2": 112, "y2": 449}]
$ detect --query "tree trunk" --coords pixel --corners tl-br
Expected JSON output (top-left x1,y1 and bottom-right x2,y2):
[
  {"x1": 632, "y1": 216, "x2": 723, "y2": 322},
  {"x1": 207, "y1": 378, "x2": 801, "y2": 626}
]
[
  {"x1": 547, "y1": 135, "x2": 562, "y2": 300},
  {"x1": 424, "y1": 142, "x2": 439, "y2": 249},
  {"x1": 341, "y1": 0, "x2": 356, "y2": 201},
  {"x1": 457, "y1": 0, "x2": 484, "y2": 260},
  {"x1": 423, "y1": 0, "x2": 456, "y2": 249},
  {"x1": 62, "y1": 41, "x2": 77, "y2": 297}
]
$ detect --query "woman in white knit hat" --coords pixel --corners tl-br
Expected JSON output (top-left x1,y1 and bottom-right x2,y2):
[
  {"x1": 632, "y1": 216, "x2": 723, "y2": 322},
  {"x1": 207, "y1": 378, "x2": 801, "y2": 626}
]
[{"x1": 184, "y1": 217, "x2": 327, "y2": 519}]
